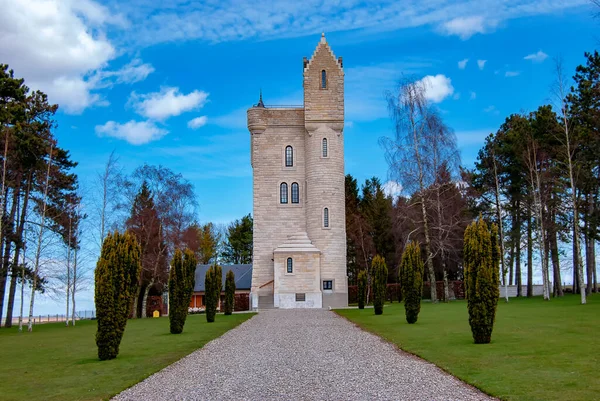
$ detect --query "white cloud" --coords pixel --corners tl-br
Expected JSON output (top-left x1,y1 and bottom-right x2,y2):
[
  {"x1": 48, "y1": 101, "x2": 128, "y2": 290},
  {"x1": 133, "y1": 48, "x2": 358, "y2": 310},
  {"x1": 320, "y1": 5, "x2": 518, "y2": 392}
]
[
  {"x1": 188, "y1": 116, "x2": 208, "y2": 129},
  {"x1": 524, "y1": 50, "x2": 549, "y2": 63},
  {"x1": 458, "y1": 58, "x2": 469, "y2": 69},
  {"x1": 0, "y1": 0, "x2": 129, "y2": 113},
  {"x1": 470, "y1": 91, "x2": 477, "y2": 100},
  {"x1": 383, "y1": 180, "x2": 403, "y2": 198},
  {"x1": 505, "y1": 71, "x2": 521, "y2": 77},
  {"x1": 95, "y1": 120, "x2": 168, "y2": 145},
  {"x1": 484, "y1": 105, "x2": 499, "y2": 115},
  {"x1": 116, "y1": 1, "x2": 587, "y2": 45},
  {"x1": 439, "y1": 16, "x2": 496, "y2": 39},
  {"x1": 477, "y1": 60, "x2": 487, "y2": 70},
  {"x1": 130, "y1": 87, "x2": 209, "y2": 120},
  {"x1": 96, "y1": 58, "x2": 155, "y2": 86},
  {"x1": 419, "y1": 74, "x2": 455, "y2": 103}
]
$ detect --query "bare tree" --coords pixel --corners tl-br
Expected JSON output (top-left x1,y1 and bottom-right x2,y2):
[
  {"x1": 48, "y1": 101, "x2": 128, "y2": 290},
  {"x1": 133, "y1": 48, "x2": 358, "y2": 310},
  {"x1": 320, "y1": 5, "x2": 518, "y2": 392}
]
[
  {"x1": 95, "y1": 150, "x2": 121, "y2": 248},
  {"x1": 553, "y1": 59, "x2": 586, "y2": 304},
  {"x1": 381, "y1": 78, "x2": 441, "y2": 302}
]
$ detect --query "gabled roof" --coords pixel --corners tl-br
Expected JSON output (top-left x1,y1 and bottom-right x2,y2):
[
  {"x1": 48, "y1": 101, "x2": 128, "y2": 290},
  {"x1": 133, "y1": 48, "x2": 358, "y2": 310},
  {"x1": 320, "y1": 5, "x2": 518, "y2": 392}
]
[
  {"x1": 303, "y1": 33, "x2": 343, "y2": 73},
  {"x1": 194, "y1": 264, "x2": 253, "y2": 292}
]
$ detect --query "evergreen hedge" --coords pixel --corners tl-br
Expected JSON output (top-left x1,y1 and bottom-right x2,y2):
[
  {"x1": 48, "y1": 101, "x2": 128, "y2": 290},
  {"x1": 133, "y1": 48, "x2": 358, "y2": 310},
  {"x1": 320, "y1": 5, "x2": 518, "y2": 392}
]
[
  {"x1": 371, "y1": 255, "x2": 388, "y2": 315},
  {"x1": 464, "y1": 217, "x2": 500, "y2": 344},
  {"x1": 357, "y1": 270, "x2": 367, "y2": 309},
  {"x1": 168, "y1": 249, "x2": 197, "y2": 334},
  {"x1": 205, "y1": 264, "x2": 222, "y2": 323},
  {"x1": 95, "y1": 231, "x2": 141, "y2": 360},
  {"x1": 224, "y1": 270, "x2": 235, "y2": 315},
  {"x1": 399, "y1": 241, "x2": 424, "y2": 324}
]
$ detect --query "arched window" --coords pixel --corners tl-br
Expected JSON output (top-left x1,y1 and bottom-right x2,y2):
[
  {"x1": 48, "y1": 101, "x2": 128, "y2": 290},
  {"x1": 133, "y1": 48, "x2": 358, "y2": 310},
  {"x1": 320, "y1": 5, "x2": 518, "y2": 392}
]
[
  {"x1": 291, "y1": 182, "x2": 299, "y2": 203},
  {"x1": 324, "y1": 207, "x2": 329, "y2": 228},
  {"x1": 285, "y1": 146, "x2": 293, "y2": 167},
  {"x1": 321, "y1": 70, "x2": 327, "y2": 89},
  {"x1": 287, "y1": 257, "x2": 293, "y2": 273},
  {"x1": 280, "y1": 183, "x2": 288, "y2": 204},
  {"x1": 322, "y1": 138, "x2": 328, "y2": 157}
]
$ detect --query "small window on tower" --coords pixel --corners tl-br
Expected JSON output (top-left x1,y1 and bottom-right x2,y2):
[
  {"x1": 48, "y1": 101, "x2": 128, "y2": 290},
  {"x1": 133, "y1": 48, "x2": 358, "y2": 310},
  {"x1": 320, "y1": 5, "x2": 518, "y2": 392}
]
[
  {"x1": 323, "y1": 280, "x2": 333, "y2": 290},
  {"x1": 322, "y1": 138, "x2": 328, "y2": 157},
  {"x1": 324, "y1": 207, "x2": 329, "y2": 228},
  {"x1": 280, "y1": 183, "x2": 288, "y2": 204},
  {"x1": 285, "y1": 146, "x2": 293, "y2": 167},
  {"x1": 291, "y1": 182, "x2": 299, "y2": 203},
  {"x1": 321, "y1": 70, "x2": 327, "y2": 89},
  {"x1": 287, "y1": 257, "x2": 293, "y2": 273}
]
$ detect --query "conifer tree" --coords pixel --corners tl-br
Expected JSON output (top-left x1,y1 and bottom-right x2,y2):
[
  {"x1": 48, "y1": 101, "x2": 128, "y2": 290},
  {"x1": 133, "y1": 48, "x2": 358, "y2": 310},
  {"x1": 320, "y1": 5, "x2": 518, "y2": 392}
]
[
  {"x1": 168, "y1": 249, "x2": 197, "y2": 334},
  {"x1": 95, "y1": 231, "x2": 141, "y2": 360},
  {"x1": 399, "y1": 241, "x2": 424, "y2": 324},
  {"x1": 464, "y1": 217, "x2": 500, "y2": 344},
  {"x1": 357, "y1": 270, "x2": 367, "y2": 309},
  {"x1": 371, "y1": 255, "x2": 388, "y2": 315},
  {"x1": 224, "y1": 270, "x2": 235, "y2": 315},
  {"x1": 205, "y1": 264, "x2": 221, "y2": 323}
]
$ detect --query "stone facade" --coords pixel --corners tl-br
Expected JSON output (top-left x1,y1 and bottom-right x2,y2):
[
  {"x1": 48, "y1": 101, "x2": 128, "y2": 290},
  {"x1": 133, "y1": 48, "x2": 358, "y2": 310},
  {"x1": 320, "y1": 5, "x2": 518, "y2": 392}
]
[{"x1": 248, "y1": 34, "x2": 347, "y2": 309}]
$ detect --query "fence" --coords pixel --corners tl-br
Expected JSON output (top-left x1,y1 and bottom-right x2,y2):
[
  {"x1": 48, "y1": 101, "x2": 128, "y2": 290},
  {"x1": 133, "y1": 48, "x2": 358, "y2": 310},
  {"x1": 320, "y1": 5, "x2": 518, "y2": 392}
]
[{"x1": 3, "y1": 310, "x2": 96, "y2": 327}]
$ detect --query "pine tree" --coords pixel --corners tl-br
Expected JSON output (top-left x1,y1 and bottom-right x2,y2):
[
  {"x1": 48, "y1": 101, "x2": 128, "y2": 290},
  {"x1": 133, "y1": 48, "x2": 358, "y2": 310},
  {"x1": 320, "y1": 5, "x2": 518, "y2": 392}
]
[
  {"x1": 224, "y1": 270, "x2": 235, "y2": 315},
  {"x1": 168, "y1": 249, "x2": 197, "y2": 334},
  {"x1": 371, "y1": 255, "x2": 388, "y2": 315},
  {"x1": 399, "y1": 241, "x2": 424, "y2": 324},
  {"x1": 95, "y1": 231, "x2": 141, "y2": 360},
  {"x1": 464, "y1": 217, "x2": 500, "y2": 344},
  {"x1": 357, "y1": 270, "x2": 367, "y2": 309}
]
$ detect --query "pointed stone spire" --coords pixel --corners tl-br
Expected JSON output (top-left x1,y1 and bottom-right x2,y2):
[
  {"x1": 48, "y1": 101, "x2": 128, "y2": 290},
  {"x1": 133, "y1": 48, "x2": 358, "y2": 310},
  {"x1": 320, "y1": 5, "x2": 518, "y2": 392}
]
[
  {"x1": 257, "y1": 88, "x2": 265, "y2": 108},
  {"x1": 320, "y1": 32, "x2": 326, "y2": 44}
]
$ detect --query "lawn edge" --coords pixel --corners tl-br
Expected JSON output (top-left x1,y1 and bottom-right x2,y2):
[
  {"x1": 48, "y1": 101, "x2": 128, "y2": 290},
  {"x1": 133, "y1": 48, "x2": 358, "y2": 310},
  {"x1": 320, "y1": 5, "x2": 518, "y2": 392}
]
[
  {"x1": 332, "y1": 309, "x2": 502, "y2": 401},
  {"x1": 107, "y1": 313, "x2": 257, "y2": 400}
]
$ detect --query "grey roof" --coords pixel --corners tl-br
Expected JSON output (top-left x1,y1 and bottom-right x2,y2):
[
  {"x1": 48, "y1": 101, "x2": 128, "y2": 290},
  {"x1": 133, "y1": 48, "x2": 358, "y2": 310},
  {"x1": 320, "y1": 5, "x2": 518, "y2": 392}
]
[{"x1": 194, "y1": 264, "x2": 253, "y2": 292}]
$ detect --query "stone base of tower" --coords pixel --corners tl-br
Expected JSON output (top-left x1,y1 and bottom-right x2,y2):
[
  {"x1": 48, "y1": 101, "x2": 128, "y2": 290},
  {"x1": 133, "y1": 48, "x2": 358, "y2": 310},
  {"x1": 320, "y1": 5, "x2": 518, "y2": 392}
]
[{"x1": 275, "y1": 292, "x2": 322, "y2": 309}]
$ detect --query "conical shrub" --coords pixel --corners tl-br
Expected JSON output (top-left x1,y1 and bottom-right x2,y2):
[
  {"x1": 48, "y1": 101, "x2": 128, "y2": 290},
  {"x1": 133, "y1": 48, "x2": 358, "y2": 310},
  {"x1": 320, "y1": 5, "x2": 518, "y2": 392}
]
[
  {"x1": 464, "y1": 217, "x2": 500, "y2": 344},
  {"x1": 224, "y1": 270, "x2": 235, "y2": 315},
  {"x1": 95, "y1": 231, "x2": 141, "y2": 360},
  {"x1": 372, "y1": 255, "x2": 388, "y2": 315},
  {"x1": 169, "y1": 249, "x2": 197, "y2": 334},
  {"x1": 205, "y1": 264, "x2": 222, "y2": 323},
  {"x1": 357, "y1": 270, "x2": 367, "y2": 309},
  {"x1": 399, "y1": 241, "x2": 424, "y2": 324}
]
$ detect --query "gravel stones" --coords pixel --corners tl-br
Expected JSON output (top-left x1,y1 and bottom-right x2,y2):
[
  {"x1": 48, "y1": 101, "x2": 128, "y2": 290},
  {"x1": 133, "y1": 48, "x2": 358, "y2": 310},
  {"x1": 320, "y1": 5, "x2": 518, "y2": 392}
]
[{"x1": 113, "y1": 310, "x2": 495, "y2": 401}]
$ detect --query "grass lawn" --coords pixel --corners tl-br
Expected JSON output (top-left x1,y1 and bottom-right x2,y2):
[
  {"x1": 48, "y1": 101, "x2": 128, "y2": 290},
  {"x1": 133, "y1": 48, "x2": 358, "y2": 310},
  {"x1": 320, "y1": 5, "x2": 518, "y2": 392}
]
[
  {"x1": 336, "y1": 295, "x2": 599, "y2": 401},
  {"x1": 0, "y1": 313, "x2": 254, "y2": 401}
]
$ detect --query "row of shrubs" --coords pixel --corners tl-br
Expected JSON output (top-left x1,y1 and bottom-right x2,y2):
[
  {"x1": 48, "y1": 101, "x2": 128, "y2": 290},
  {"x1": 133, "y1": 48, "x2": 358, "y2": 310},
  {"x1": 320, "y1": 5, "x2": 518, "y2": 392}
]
[
  {"x1": 348, "y1": 281, "x2": 465, "y2": 304},
  {"x1": 94, "y1": 231, "x2": 237, "y2": 361},
  {"x1": 357, "y1": 217, "x2": 500, "y2": 344}
]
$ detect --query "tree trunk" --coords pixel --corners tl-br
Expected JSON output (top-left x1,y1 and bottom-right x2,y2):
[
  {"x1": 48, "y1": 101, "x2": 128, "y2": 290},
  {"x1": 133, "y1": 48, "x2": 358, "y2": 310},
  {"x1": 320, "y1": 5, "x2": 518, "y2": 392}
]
[
  {"x1": 550, "y1": 226, "x2": 563, "y2": 297},
  {"x1": 28, "y1": 144, "x2": 54, "y2": 332},
  {"x1": 71, "y1": 244, "x2": 77, "y2": 326},
  {"x1": 527, "y1": 211, "x2": 533, "y2": 298},
  {"x1": 18, "y1": 238, "x2": 26, "y2": 332},
  {"x1": 419, "y1": 192, "x2": 437, "y2": 302},
  {"x1": 515, "y1": 199, "x2": 522, "y2": 297},
  {"x1": 442, "y1": 267, "x2": 449, "y2": 303},
  {"x1": 5, "y1": 175, "x2": 32, "y2": 328},
  {"x1": 0, "y1": 185, "x2": 19, "y2": 325},
  {"x1": 573, "y1": 228, "x2": 580, "y2": 294},
  {"x1": 508, "y1": 235, "x2": 515, "y2": 286},
  {"x1": 141, "y1": 279, "x2": 154, "y2": 318},
  {"x1": 585, "y1": 196, "x2": 594, "y2": 295},
  {"x1": 131, "y1": 282, "x2": 141, "y2": 319}
]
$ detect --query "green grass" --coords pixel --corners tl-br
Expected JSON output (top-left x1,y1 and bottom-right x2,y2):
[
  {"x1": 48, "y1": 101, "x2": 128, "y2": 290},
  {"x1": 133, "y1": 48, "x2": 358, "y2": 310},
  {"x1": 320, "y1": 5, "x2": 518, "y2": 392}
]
[
  {"x1": 0, "y1": 313, "x2": 255, "y2": 401},
  {"x1": 336, "y1": 295, "x2": 600, "y2": 401}
]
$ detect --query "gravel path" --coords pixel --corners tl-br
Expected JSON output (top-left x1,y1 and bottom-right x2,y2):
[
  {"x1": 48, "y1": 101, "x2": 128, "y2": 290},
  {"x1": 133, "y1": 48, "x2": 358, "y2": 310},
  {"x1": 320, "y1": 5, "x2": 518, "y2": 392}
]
[{"x1": 113, "y1": 309, "x2": 495, "y2": 401}]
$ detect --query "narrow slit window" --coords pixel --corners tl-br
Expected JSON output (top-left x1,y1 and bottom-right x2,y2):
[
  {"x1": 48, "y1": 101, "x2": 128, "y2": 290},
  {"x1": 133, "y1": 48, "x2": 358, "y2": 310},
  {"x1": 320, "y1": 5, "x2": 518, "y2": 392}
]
[
  {"x1": 285, "y1": 146, "x2": 293, "y2": 167},
  {"x1": 321, "y1": 70, "x2": 327, "y2": 89},
  {"x1": 287, "y1": 258, "x2": 293, "y2": 273},
  {"x1": 291, "y1": 182, "x2": 299, "y2": 204},
  {"x1": 324, "y1": 207, "x2": 329, "y2": 228},
  {"x1": 322, "y1": 138, "x2": 328, "y2": 157},
  {"x1": 280, "y1": 183, "x2": 288, "y2": 204}
]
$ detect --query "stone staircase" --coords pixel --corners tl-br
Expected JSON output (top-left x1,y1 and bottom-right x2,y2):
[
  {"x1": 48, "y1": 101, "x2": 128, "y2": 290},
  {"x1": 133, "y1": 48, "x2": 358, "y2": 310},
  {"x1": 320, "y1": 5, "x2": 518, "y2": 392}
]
[{"x1": 258, "y1": 295, "x2": 275, "y2": 310}]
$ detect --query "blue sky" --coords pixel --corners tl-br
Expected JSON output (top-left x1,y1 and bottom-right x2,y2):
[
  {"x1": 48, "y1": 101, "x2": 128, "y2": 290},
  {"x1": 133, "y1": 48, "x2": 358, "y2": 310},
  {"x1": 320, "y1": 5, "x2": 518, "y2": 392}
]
[{"x1": 0, "y1": 0, "x2": 598, "y2": 314}]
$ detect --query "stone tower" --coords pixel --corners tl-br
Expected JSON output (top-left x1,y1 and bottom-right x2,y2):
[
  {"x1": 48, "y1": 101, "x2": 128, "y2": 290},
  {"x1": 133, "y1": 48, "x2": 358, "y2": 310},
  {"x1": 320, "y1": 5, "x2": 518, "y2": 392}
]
[{"x1": 247, "y1": 34, "x2": 347, "y2": 309}]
